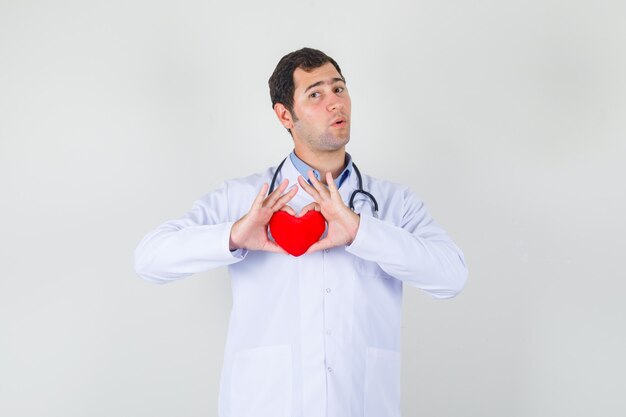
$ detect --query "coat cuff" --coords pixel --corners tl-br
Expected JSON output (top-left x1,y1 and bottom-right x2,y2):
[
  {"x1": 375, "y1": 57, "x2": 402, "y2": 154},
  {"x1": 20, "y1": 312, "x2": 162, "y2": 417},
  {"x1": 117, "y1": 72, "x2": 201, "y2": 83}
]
[
  {"x1": 345, "y1": 213, "x2": 377, "y2": 259},
  {"x1": 223, "y1": 221, "x2": 248, "y2": 261}
]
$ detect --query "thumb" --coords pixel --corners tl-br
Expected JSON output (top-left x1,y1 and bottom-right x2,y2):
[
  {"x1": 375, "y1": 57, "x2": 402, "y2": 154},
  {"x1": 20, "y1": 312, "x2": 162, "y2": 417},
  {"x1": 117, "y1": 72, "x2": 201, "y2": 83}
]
[{"x1": 305, "y1": 237, "x2": 334, "y2": 254}]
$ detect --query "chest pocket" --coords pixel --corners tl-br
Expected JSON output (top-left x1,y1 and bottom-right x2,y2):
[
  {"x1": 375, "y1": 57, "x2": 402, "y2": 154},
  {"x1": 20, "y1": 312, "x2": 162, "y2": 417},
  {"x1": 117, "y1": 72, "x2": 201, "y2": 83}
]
[{"x1": 353, "y1": 256, "x2": 386, "y2": 277}]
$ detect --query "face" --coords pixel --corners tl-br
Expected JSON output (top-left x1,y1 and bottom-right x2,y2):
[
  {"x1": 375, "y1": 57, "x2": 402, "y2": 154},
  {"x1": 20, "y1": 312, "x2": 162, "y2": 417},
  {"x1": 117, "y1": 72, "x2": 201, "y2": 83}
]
[{"x1": 287, "y1": 62, "x2": 352, "y2": 153}]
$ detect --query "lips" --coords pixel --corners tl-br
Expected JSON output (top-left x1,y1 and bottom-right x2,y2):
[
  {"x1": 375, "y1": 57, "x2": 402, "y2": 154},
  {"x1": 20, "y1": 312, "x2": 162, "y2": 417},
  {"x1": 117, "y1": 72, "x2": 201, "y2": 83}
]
[{"x1": 331, "y1": 116, "x2": 347, "y2": 127}]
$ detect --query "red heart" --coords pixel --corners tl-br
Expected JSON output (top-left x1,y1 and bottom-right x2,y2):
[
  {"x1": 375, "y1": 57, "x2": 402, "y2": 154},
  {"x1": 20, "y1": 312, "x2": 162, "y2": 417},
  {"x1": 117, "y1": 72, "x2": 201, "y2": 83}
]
[{"x1": 269, "y1": 210, "x2": 326, "y2": 257}]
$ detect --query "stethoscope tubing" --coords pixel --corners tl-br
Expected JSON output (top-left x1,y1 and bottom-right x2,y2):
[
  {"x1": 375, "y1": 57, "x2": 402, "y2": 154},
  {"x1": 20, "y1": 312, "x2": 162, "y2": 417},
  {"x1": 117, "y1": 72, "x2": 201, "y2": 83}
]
[{"x1": 268, "y1": 157, "x2": 379, "y2": 215}]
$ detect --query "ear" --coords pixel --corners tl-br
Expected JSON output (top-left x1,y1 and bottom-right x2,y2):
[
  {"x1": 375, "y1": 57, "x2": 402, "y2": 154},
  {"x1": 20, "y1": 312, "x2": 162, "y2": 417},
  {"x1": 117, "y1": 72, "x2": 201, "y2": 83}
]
[{"x1": 273, "y1": 103, "x2": 294, "y2": 130}]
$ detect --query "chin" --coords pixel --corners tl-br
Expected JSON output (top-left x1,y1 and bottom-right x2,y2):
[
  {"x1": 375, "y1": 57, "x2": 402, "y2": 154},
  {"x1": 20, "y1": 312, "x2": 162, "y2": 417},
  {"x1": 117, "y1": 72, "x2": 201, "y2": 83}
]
[
  {"x1": 337, "y1": 135, "x2": 350, "y2": 148},
  {"x1": 322, "y1": 139, "x2": 350, "y2": 152}
]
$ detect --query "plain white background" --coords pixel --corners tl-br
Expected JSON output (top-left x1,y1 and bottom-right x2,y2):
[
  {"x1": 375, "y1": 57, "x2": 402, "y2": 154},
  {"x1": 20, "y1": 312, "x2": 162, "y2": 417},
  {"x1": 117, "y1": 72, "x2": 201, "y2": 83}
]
[{"x1": 1, "y1": 0, "x2": 625, "y2": 416}]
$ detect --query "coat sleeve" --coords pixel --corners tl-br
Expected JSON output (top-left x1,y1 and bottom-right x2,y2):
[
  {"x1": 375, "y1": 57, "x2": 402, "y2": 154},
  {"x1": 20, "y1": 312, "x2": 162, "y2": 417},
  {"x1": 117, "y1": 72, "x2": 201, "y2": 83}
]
[
  {"x1": 134, "y1": 182, "x2": 248, "y2": 284},
  {"x1": 345, "y1": 186, "x2": 468, "y2": 299}
]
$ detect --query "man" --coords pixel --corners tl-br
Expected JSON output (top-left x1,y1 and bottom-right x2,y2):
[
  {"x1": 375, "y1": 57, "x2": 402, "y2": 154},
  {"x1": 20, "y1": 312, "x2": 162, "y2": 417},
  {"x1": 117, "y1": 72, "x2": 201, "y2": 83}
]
[{"x1": 135, "y1": 47, "x2": 467, "y2": 417}]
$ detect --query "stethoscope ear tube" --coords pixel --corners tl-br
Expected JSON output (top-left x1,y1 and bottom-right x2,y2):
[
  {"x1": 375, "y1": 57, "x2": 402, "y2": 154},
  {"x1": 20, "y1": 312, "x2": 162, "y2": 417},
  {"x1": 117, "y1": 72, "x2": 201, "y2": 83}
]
[
  {"x1": 268, "y1": 157, "x2": 288, "y2": 195},
  {"x1": 349, "y1": 163, "x2": 379, "y2": 214},
  {"x1": 268, "y1": 156, "x2": 379, "y2": 216}
]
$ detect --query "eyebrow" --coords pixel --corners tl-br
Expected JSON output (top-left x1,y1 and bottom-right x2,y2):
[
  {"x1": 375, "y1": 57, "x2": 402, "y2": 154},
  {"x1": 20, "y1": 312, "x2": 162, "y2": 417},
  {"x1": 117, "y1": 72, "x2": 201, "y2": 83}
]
[{"x1": 303, "y1": 77, "x2": 346, "y2": 94}]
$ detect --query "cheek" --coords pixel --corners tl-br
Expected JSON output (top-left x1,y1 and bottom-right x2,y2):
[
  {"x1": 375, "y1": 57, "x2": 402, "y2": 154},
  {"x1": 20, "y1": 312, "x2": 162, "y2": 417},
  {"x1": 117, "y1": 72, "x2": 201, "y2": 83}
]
[
  {"x1": 293, "y1": 102, "x2": 311, "y2": 118},
  {"x1": 300, "y1": 109, "x2": 324, "y2": 124}
]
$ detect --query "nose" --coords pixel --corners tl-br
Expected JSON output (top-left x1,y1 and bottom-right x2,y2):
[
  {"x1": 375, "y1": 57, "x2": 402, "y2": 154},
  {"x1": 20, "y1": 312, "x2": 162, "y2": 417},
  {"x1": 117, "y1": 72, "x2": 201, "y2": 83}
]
[{"x1": 327, "y1": 97, "x2": 343, "y2": 112}]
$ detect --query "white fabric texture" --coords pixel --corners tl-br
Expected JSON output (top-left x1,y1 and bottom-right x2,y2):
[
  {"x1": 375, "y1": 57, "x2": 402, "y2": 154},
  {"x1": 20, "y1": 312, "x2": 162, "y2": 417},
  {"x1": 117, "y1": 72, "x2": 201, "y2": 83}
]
[{"x1": 134, "y1": 156, "x2": 468, "y2": 417}]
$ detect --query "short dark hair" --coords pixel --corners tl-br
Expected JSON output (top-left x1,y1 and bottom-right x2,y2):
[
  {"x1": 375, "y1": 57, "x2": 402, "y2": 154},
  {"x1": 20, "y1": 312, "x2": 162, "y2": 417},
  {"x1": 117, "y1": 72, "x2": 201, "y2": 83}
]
[{"x1": 268, "y1": 47, "x2": 344, "y2": 115}]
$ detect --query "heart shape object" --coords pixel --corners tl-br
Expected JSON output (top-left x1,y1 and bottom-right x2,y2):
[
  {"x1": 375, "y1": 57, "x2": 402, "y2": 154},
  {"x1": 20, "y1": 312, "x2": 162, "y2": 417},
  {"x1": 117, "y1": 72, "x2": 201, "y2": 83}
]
[{"x1": 269, "y1": 210, "x2": 326, "y2": 257}]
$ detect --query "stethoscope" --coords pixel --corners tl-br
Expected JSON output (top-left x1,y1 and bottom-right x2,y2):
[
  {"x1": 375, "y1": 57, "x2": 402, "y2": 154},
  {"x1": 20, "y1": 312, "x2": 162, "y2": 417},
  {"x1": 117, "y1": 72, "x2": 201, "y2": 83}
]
[{"x1": 268, "y1": 157, "x2": 379, "y2": 217}]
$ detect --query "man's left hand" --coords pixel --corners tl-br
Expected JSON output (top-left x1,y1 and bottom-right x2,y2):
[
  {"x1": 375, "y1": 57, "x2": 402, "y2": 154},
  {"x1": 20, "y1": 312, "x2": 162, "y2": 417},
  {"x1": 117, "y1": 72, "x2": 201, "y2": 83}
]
[{"x1": 297, "y1": 170, "x2": 360, "y2": 253}]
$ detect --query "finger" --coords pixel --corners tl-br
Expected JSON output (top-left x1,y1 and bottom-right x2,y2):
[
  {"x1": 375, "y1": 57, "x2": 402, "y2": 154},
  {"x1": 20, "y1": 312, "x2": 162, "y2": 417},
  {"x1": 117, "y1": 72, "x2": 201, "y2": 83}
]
[
  {"x1": 252, "y1": 183, "x2": 270, "y2": 209},
  {"x1": 325, "y1": 171, "x2": 341, "y2": 199},
  {"x1": 307, "y1": 170, "x2": 330, "y2": 200},
  {"x1": 280, "y1": 205, "x2": 297, "y2": 216},
  {"x1": 264, "y1": 179, "x2": 289, "y2": 207},
  {"x1": 263, "y1": 241, "x2": 288, "y2": 255},
  {"x1": 298, "y1": 175, "x2": 322, "y2": 202},
  {"x1": 305, "y1": 237, "x2": 335, "y2": 254},
  {"x1": 272, "y1": 184, "x2": 298, "y2": 211},
  {"x1": 297, "y1": 202, "x2": 321, "y2": 217}
]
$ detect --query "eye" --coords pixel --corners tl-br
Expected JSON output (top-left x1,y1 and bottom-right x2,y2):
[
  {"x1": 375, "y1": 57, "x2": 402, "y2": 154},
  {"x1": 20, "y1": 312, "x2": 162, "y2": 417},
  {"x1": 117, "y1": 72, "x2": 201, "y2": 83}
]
[
  {"x1": 309, "y1": 92, "x2": 320, "y2": 98},
  {"x1": 335, "y1": 86, "x2": 345, "y2": 93}
]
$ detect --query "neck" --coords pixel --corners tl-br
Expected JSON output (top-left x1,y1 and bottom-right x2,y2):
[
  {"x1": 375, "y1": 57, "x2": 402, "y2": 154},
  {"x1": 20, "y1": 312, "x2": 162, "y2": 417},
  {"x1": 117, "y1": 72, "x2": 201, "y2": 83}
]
[{"x1": 293, "y1": 146, "x2": 346, "y2": 184}]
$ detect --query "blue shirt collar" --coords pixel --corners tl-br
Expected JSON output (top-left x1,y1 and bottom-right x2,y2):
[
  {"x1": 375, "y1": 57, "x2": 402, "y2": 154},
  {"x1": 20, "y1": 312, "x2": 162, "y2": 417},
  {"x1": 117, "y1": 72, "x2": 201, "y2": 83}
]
[{"x1": 289, "y1": 150, "x2": 353, "y2": 189}]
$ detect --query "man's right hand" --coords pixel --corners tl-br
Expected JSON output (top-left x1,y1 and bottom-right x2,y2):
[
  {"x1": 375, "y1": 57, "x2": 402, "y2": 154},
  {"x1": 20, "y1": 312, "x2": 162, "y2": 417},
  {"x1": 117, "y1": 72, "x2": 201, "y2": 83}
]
[{"x1": 229, "y1": 179, "x2": 298, "y2": 253}]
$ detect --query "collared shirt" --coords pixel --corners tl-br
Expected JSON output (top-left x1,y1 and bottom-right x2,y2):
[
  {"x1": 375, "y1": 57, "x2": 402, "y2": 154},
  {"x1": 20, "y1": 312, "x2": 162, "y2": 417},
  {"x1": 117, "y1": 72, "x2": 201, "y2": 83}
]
[{"x1": 289, "y1": 150, "x2": 353, "y2": 189}]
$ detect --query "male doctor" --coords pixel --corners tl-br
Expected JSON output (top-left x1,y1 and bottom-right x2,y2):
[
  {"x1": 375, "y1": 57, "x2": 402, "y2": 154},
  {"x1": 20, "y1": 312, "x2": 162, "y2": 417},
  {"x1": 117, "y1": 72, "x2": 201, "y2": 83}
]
[{"x1": 135, "y1": 47, "x2": 468, "y2": 417}]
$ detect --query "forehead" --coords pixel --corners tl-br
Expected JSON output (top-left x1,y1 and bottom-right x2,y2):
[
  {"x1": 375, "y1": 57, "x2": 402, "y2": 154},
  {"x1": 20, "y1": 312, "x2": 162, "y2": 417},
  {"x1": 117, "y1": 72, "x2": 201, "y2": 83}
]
[{"x1": 293, "y1": 62, "x2": 343, "y2": 92}]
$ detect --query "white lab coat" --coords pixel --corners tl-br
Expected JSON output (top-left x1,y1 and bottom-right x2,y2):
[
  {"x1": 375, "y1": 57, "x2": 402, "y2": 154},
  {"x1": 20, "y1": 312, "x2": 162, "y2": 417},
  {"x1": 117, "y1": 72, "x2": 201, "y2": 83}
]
[{"x1": 135, "y1": 156, "x2": 468, "y2": 417}]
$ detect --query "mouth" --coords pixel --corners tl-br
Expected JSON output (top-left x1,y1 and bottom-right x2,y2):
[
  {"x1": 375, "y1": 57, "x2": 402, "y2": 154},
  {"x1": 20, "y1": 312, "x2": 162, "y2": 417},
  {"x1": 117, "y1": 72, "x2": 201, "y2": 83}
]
[{"x1": 331, "y1": 117, "x2": 348, "y2": 128}]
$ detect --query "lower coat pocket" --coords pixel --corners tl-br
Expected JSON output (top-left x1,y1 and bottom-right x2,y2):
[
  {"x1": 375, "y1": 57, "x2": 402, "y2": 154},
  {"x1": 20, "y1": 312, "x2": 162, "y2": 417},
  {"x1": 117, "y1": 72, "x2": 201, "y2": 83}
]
[
  {"x1": 364, "y1": 347, "x2": 401, "y2": 417},
  {"x1": 230, "y1": 344, "x2": 293, "y2": 417}
]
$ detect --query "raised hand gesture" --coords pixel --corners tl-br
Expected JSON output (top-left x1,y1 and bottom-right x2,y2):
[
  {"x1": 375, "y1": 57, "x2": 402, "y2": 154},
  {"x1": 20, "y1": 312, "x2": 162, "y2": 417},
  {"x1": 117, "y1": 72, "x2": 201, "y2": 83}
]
[
  {"x1": 297, "y1": 170, "x2": 360, "y2": 254},
  {"x1": 229, "y1": 179, "x2": 298, "y2": 253}
]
